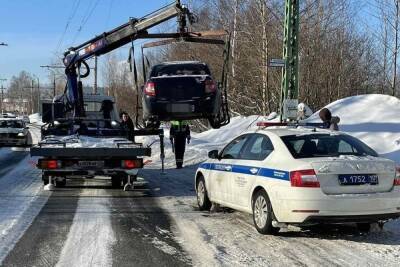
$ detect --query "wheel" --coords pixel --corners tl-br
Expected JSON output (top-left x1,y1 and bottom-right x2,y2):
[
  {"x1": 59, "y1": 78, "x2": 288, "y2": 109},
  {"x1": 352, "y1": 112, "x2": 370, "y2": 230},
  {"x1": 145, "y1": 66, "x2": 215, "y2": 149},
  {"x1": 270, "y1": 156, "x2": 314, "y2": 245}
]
[
  {"x1": 111, "y1": 175, "x2": 122, "y2": 188},
  {"x1": 357, "y1": 223, "x2": 371, "y2": 233},
  {"x1": 196, "y1": 175, "x2": 212, "y2": 211},
  {"x1": 42, "y1": 175, "x2": 49, "y2": 185},
  {"x1": 55, "y1": 178, "x2": 66, "y2": 187},
  {"x1": 252, "y1": 190, "x2": 279, "y2": 235},
  {"x1": 208, "y1": 117, "x2": 221, "y2": 129}
]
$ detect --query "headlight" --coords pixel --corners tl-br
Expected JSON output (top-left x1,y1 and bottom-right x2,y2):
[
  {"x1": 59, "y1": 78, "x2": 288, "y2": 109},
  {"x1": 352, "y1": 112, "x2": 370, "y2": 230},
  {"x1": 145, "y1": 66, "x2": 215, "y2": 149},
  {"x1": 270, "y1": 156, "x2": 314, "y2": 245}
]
[{"x1": 18, "y1": 132, "x2": 25, "y2": 137}]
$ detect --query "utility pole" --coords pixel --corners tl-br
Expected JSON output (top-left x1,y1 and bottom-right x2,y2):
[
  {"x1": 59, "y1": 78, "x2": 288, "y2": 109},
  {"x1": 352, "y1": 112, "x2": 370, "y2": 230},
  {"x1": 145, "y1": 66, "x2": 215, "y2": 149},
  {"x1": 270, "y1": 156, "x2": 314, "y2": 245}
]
[
  {"x1": 280, "y1": 0, "x2": 300, "y2": 121},
  {"x1": 0, "y1": 78, "x2": 6, "y2": 113},
  {"x1": 40, "y1": 65, "x2": 63, "y2": 98},
  {"x1": 24, "y1": 77, "x2": 40, "y2": 114},
  {"x1": 94, "y1": 56, "x2": 98, "y2": 94}
]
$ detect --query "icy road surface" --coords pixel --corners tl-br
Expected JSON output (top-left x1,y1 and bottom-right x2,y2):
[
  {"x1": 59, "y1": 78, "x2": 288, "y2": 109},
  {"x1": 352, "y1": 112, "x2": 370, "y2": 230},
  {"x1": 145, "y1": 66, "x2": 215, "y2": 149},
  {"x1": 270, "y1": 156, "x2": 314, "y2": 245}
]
[{"x1": 0, "y1": 153, "x2": 399, "y2": 266}]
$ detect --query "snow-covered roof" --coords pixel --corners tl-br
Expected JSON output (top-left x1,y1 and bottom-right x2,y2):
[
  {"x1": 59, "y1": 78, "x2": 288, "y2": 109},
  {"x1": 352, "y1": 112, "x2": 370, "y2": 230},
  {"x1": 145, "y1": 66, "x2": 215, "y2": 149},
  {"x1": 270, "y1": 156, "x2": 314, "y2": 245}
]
[{"x1": 259, "y1": 127, "x2": 336, "y2": 137}]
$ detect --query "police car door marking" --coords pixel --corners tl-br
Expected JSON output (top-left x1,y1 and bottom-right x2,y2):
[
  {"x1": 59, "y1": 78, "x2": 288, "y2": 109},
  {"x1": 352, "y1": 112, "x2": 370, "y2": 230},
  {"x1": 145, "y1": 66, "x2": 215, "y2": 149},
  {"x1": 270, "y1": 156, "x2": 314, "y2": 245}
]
[{"x1": 200, "y1": 163, "x2": 290, "y2": 181}]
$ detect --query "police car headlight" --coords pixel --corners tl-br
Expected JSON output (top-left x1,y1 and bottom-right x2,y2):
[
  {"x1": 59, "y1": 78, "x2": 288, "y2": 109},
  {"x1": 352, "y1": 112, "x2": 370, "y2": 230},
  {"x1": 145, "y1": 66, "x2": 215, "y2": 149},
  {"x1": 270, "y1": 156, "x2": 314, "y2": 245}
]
[{"x1": 18, "y1": 132, "x2": 25, "y2": 137}]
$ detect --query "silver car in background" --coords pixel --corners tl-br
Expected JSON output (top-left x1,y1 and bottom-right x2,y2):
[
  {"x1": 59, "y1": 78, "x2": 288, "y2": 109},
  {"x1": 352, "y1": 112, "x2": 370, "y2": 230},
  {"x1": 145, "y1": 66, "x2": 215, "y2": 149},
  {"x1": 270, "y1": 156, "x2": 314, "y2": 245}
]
[{"x1": 0, "y1": 118, "x2": 30, "y2": 147}]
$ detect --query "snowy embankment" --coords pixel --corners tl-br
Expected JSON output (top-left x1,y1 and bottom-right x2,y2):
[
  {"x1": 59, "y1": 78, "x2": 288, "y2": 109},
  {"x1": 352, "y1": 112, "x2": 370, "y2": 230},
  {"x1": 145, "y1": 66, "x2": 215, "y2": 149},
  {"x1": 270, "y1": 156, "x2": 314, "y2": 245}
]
[
  {"x1": 144, "y1": 94, "x2": 400, "y2": 167},
  {"x1": 307, "y1": 94, "x2": 400, "y2": 163}
]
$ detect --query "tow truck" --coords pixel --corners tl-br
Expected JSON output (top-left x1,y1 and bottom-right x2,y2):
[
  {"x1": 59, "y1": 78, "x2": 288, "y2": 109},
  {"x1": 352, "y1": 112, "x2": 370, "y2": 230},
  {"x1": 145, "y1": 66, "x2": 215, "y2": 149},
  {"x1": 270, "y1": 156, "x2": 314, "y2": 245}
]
[{"x1": 31, "y1": 1, "x2": 229, "y2": 190}]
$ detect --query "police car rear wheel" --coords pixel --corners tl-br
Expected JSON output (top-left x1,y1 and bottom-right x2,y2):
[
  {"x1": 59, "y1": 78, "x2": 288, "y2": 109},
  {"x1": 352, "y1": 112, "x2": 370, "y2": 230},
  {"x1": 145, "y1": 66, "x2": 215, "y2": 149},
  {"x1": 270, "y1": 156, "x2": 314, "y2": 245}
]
[
  {"x1": 196, "y1": 176, "x2": 211, "y2": 211},
  {"x1": 252, "y1": 190, "x2": 278, "y2": 235}
]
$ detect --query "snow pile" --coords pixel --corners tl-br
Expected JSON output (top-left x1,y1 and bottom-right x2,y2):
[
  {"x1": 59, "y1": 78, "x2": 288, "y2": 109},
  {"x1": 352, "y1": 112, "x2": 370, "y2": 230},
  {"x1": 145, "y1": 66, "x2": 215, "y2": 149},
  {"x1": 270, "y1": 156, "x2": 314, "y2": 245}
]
[
  {"x1": 28, "y1": 113, "x2": 43, "y2": 125},
  {"x1": 307, "y1": 94, "x2": 400, "y2": 163},
  {"x1": 146, "y1": 94, "x2": 400, "y2": 167}
]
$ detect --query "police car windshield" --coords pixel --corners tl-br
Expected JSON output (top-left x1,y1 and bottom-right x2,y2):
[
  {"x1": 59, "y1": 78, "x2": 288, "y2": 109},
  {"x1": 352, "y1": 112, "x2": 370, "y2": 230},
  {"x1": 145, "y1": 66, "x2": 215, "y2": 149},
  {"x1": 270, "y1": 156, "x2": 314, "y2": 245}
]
[
  {"x1": 281, "y1": 134, "x2": 378, "y2": 159},
  {"x1": 0, "y1": 120, "x2": 24, "y2": 128}
]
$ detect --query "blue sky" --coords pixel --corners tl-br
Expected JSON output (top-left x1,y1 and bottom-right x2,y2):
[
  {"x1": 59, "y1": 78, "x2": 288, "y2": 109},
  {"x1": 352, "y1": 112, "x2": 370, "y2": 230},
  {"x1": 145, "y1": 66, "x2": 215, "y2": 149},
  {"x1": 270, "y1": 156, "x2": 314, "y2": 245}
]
[{"x1": 0, "y1": 0, "x2": 176, "y2": 87}]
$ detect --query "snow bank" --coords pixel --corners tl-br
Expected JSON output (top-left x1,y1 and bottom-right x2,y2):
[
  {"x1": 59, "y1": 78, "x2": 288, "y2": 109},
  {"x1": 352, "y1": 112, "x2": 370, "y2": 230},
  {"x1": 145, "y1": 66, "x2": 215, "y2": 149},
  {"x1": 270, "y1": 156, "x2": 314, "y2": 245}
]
[
  {"x1": 145, "y1": 94, "x2": 400, "y2": 167},
  {"x1": 307, "y1": 94, "x2": 400, "y2": 163},
  {"x1": 28, "y1": 113, "x2": 42, "y2": 125}
]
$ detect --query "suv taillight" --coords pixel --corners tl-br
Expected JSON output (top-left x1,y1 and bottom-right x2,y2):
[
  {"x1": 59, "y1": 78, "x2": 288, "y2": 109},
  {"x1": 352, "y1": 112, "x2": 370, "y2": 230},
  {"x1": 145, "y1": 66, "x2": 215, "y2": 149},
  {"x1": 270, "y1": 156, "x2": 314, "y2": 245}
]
[
  {"x1": 205, "y1": 79, "x2": 216, "y2": 93},
  {"x1": 394, "y1": 167, "x2": 400, "y2": 186},
  {"x1": 290, "y1": 169, "x2": 320, "y2": 188},
  {"x1": 144, "y1": 82, "x2": 156, "y2": 96}
]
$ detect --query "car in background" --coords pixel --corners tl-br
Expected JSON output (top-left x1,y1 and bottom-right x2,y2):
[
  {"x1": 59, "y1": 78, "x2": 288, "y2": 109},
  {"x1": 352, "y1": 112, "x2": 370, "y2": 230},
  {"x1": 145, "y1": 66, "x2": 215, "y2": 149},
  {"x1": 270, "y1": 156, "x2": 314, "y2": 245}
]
[
  {"x1": 195, "y1": 126, "x2": 400, "y2": 234},
  {"x1": 0, "y1": 118, "x2": 30, "y2": 147},
  {"x1": 0, "y1": 112, "x2": 17, "y2": 118},
  {"x1": 19, "y1": 115, "x2": 30, "y2": 123},
  {"x1": 142, "y1": 61, "x2": 221, "y2": 128}
]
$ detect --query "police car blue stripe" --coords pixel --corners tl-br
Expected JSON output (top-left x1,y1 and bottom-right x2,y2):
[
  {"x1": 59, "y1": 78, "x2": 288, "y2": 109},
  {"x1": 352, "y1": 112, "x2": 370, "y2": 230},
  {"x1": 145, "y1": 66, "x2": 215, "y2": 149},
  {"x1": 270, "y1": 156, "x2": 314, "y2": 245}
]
[{"x1": 198, "y1": 162, "x2": 290, "y2": 181}]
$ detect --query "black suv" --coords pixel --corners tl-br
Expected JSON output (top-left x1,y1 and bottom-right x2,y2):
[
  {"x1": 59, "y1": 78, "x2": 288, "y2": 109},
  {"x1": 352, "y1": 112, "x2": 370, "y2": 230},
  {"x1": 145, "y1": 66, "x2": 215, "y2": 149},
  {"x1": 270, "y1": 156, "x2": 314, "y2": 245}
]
[{"x1": 142, "y1": 61, "x2": 221, "y2": 127}]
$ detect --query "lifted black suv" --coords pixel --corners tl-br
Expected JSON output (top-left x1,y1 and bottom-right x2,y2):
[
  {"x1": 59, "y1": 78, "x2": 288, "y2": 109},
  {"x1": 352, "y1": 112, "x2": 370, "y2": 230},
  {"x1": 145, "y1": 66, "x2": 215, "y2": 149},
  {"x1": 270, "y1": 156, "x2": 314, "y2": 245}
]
[{"x1": 142, "y1": 61, "x2": 221, "y2": 127}]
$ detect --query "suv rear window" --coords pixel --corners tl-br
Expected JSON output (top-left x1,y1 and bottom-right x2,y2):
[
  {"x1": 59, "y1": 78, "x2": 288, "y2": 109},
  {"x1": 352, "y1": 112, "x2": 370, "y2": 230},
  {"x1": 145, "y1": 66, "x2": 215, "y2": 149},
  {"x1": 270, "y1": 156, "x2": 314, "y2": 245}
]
[
  {"x1": 281, "y1": 134, "x2": 378, "y2": 159},
  {"x1": 150, "y1": 64, "x2": 211, "y2": 77}
]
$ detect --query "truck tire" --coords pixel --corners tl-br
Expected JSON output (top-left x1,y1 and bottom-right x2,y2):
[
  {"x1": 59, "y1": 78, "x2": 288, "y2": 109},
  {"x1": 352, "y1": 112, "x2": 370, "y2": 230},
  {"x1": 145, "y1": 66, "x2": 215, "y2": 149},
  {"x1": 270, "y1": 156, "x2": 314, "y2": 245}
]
[
  {"x1": 55, "y1": 178, "x2": 66, "y2": 187},
  {"x1": 42, "y1": 175, "x2": 49, "y2": 185},
  {"x1": 111, "y1": 175, "x2": 122, "y2": 188}
]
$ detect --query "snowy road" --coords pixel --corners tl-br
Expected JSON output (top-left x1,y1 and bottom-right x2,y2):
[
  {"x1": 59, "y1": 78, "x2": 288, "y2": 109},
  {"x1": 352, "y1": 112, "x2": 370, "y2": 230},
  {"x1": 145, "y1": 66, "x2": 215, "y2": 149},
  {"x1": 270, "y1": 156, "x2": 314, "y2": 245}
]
[{"x1": 1, "y1": 153, "x2": 398, "y2": 266}]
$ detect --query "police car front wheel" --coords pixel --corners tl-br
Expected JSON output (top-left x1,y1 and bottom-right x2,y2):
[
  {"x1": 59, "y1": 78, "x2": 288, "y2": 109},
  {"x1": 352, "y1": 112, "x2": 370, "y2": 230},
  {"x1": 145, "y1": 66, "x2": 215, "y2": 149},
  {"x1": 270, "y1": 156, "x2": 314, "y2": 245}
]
[
  {"x1": 252, "y1": 190, "x2": 279, "y2": 235},
  {"x1": 196, "y1": 175, "x2": 211, "y2": 211}
]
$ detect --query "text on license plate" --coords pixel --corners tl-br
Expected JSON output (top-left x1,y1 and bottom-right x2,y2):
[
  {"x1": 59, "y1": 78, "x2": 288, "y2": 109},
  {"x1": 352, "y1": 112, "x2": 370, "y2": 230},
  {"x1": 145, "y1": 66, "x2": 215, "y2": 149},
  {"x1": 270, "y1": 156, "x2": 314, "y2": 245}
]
[
  {"x1": 78, "y1": 161, "x2": 104, "y2": 168},
  {"x1": 338, "y1": 174, "x2": 379, "y2": 185}
]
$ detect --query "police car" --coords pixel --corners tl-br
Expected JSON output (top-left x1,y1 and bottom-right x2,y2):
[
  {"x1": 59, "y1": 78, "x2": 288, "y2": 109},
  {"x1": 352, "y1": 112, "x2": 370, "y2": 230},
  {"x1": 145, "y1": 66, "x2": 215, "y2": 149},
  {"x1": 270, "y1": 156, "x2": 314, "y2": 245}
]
[{"x1": 195, "y1": 125, "x2": 400, "y2": 234}]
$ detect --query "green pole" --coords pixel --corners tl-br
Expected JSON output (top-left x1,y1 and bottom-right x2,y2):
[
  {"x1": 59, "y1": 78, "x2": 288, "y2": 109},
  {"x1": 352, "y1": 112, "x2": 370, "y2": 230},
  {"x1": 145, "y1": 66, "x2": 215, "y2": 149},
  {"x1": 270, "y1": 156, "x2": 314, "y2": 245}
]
[{"x1": 280, "y1": 0, "x2": 300, "y2": 121}]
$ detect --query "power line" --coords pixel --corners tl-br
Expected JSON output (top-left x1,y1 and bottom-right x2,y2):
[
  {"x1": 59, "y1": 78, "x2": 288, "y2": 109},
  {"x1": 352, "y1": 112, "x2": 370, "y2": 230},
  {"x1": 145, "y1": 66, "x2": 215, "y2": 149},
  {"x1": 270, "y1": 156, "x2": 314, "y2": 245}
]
[
  {"x1": 55, "y1": 0, "x2": 82, "y2": 54},
  {"x1": 71, "y1": 0, "x2": 101, "y2": 45}
]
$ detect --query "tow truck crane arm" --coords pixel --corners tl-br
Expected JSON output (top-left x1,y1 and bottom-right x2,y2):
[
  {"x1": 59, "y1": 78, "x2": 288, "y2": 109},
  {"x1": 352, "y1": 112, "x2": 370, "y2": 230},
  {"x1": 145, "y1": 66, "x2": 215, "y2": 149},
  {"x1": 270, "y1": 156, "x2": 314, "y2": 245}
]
[{"x1": 63, "y1": 0, "x2": 195, "y2": 117}]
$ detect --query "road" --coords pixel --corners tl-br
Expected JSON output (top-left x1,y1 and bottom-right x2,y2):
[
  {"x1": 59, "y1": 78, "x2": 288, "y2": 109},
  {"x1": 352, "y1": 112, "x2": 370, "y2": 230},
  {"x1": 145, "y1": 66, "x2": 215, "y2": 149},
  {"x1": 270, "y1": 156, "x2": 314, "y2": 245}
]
[{"x1": 0, "y1": 147, "x2": 399, "y2": 267}]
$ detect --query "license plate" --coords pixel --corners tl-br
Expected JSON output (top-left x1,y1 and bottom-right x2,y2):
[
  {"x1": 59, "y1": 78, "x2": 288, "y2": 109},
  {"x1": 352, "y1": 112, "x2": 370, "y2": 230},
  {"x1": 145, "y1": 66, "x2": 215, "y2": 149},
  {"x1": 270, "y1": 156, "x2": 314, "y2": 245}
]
[
  {"x1": 78, "y1": 161, "x2": 104, "y2": 168},
  {"x1": 171, "y1": 104, "x2": 193, "y2": 113},
  {"x1": 338, "y1": 174, "x2": 379, "y2": 185}
]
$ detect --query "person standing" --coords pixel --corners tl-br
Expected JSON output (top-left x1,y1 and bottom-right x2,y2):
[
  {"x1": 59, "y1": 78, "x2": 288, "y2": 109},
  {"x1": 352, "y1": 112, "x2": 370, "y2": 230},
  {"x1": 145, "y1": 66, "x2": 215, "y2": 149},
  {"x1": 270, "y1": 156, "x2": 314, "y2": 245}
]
[
  {"x1": 120, "y1": 112, "x2": 135, "y2": 141},
  {"x1": 319, "y1": 108, "x2": 340, "y2": 131},
  {"x1": 170, "y1": 120, "x2": 191, "y2": 169}
]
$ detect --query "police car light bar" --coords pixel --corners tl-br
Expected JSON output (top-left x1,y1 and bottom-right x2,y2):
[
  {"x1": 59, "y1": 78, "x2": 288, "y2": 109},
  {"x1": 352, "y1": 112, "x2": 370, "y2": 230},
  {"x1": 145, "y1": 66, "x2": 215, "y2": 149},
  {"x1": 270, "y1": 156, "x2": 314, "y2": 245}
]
[{"x1": 257, "y1": 121, "x2": 326, "y2": 128}]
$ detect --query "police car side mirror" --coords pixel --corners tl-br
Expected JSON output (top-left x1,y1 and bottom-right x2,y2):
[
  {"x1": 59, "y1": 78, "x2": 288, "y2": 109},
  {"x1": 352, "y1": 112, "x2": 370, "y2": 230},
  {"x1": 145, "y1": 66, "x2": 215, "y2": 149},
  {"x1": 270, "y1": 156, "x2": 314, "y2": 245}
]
[{"x1": 208, "y1": 150, "x2": 219, "y2": 159}]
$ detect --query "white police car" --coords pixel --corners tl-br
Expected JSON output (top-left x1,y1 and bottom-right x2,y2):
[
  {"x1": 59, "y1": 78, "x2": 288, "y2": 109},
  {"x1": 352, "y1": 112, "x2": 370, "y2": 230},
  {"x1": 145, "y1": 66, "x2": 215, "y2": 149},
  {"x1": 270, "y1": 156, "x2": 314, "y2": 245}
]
[{"x1": 195, "y1": 126, "x2": 400, "y2": 234}]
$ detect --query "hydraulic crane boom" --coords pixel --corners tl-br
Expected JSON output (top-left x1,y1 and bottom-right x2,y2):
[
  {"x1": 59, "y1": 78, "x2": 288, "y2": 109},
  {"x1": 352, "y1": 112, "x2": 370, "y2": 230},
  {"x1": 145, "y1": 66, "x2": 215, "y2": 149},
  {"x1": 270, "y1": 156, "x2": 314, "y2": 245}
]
[{"x1": 62, "y1": 0, "x2": 195, "y2": 117}]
